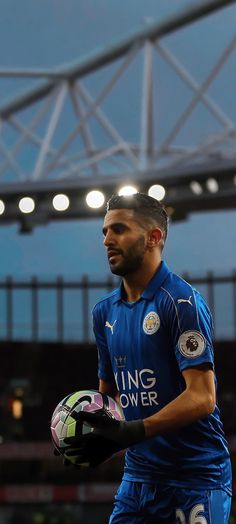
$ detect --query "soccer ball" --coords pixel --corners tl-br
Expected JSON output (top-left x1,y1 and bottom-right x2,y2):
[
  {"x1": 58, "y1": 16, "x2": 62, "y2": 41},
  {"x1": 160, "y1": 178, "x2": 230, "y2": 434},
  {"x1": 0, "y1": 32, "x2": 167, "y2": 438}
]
[{"x1": 50, "y1": 390, "x2": 124, "y2": 464}]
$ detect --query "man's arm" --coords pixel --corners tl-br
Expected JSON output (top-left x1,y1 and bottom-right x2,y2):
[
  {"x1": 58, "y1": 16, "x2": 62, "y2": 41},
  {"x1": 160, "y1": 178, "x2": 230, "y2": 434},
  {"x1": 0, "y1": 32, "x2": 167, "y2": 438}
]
[
  {"x1": 88, "y1": 365, "x2": 215, "y2": 444},
  {"x1": 99, "y1": 379, "x2": 120, "y2": 404},
  {"x1": 99, "y1": 365, "x2": 216, "y2": 439},
  {"x1": 99, "y1": 378, "x2": 117, "y2": 395},
  {"x1": 62, "y1": 366, "x2": 215, "y2": 468},
  {"x1": 144, "y1": 364, "x2": 215, "y2": 438}
]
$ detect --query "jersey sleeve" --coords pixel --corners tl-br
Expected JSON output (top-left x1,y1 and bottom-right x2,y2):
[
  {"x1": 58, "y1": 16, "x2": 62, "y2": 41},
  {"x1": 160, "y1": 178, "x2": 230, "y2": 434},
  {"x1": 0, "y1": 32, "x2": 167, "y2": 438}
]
[
  {"x1": 166, "y1": 287, "x2": 214, "y2": 372},
  {"x1": 92, "y1": 305, "x2": 114, "y2": 382}
]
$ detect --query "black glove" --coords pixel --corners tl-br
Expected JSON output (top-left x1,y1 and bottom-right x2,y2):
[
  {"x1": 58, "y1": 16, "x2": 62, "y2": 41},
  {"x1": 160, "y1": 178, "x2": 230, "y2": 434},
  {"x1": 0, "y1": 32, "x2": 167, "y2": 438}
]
[
  {"x1": 79, "y1": 411, "x2": 145, "y2": 448},
  {"x1": 63, "y1": 411, "x2": 145, "y2": 467},
  {"x1": 53, "y1": 446, "x2": 73, "y2": 467},
  {"x1": 52, "y1": 430, "x2": 119, "y2": 468},
  {"x1": 63, "y1": 433, "x2": 122, "y2": 468}
]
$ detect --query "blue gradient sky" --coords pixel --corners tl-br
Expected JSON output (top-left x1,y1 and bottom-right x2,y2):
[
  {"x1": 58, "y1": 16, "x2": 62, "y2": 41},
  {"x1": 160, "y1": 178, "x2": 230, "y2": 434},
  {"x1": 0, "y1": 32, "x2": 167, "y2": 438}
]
[{"x1": 0, "y1": 0, "x2": 235, "y2": 279}]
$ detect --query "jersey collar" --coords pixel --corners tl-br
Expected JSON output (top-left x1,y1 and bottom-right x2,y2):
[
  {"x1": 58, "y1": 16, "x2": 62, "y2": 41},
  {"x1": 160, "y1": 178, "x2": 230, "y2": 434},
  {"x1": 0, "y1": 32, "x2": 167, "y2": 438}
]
[
  {"x1": 141, "y1": 261, "x2": 170, "y2": 300},
  {"x1": 112, "y1": 260, "x2": 170, "y2": 304}
]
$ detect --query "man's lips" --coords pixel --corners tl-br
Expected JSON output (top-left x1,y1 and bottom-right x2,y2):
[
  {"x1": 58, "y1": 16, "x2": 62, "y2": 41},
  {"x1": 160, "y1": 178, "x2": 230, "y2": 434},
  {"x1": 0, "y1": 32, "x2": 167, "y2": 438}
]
[{"x1": 107, "y1": 250, "x2": 122, "y2": 261}]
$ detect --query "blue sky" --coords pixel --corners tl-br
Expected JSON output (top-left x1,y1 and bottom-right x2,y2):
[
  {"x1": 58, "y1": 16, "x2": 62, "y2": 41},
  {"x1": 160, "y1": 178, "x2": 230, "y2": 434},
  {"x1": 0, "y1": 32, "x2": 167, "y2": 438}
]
[
  {"x1": 1, "y1": 209, "x2": 235, "y2": 278},
  {"x1": 0, "y1": 0, "x2": 235, "y2": 280}
]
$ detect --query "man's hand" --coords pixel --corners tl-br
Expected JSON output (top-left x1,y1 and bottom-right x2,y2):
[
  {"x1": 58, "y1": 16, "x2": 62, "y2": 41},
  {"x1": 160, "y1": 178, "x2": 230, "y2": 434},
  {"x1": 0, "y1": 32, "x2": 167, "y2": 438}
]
[
  {"x1": 53, "y1": 446, "x2": 74, "y2": 467},
  {"x1": 79, "y1": 411, "x2": 145, "y2": 448},
  {"x1": 63, "y1": 433, "x2": 122, "y2": 468},
  {"x1": 63, "y1": 411, "x2": 145, "y2": 468}
]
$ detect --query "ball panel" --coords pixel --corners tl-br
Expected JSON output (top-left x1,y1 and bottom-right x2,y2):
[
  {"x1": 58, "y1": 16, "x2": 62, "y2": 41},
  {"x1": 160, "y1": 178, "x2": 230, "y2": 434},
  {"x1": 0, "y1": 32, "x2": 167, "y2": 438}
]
[
  {"x1": 51, "y1": 427, "x2": 59, "y2": 447},
  {"x1": 64, "y1": 391, "x2": 85, "y2": 408},
  {"x1": 50, "y1": 389, "x2": 124, "y2": 466},
  {"x1": 67, "y1": 420, "x2": 76, "y2": 438}
]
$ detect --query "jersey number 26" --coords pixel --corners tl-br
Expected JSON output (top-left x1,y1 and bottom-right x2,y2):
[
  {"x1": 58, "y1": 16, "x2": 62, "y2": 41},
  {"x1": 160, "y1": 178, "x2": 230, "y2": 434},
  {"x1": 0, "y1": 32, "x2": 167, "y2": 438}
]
[{"x1": 176, "y1": 504, "x2": 207, "y2": 524}]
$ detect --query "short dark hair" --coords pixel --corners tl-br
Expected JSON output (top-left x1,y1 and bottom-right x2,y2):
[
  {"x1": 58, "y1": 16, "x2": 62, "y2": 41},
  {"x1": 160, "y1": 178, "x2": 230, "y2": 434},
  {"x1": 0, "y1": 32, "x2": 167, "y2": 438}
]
[{"x1": 106, "y1": 193, "x2": 169, "y2": 245}]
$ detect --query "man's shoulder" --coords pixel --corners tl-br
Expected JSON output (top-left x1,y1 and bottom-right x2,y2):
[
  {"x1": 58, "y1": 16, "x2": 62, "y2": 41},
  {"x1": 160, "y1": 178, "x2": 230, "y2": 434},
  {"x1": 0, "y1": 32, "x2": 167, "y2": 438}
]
[{"x1": 160, "y1": 271, "x2": 195, "y2": 304}]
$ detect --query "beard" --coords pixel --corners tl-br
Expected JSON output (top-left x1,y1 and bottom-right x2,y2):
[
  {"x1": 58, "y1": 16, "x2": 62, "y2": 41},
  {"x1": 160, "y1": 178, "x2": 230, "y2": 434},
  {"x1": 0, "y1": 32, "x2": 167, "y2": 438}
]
[{"x1": 108, "y1": 235, "x2": 146, "y2": 276}]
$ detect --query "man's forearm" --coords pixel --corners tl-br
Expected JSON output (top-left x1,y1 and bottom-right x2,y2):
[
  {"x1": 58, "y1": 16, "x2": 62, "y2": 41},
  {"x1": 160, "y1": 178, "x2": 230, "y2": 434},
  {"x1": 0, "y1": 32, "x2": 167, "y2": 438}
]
[{"x1": 143, "y1": 388, "x2": 215, "y2": 439}]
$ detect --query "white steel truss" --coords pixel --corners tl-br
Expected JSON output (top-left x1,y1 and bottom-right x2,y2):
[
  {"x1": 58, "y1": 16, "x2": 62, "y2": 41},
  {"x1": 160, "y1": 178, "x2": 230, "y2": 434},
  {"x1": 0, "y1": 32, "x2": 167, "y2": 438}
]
[{"x1": 0, "y1": 0, "x2": 235, "y2": 205}]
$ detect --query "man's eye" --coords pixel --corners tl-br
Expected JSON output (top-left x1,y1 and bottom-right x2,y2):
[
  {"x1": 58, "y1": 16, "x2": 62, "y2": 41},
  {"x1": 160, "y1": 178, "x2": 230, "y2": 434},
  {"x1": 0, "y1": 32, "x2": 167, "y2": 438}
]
[
  {"x1": 102, "y1": 224, "x2": 127, "y2": 235},
  {"x1": 114, "y1": 226, "x2": 125, "y2": 234}
]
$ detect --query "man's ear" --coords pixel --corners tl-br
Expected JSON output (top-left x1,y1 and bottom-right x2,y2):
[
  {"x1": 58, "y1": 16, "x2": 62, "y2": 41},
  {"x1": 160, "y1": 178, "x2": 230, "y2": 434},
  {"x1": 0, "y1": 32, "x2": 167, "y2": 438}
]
[{"x1": 147, "y1": 228, "x2": 163, "y2": 248}]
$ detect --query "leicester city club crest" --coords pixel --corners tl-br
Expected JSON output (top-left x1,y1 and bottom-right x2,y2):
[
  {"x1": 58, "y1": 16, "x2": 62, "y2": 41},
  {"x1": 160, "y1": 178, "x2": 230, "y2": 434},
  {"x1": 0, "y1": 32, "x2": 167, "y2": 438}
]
[{"x1": 143, "y1": 311, "x2": 160, "y2": 335}]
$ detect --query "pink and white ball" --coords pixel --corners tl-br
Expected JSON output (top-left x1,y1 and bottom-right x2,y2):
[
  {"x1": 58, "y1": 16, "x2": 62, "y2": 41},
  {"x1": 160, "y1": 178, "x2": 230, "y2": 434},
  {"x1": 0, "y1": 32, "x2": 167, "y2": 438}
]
[{"x1": 50, "y1": 389, "x2": 124, "y2": 455}]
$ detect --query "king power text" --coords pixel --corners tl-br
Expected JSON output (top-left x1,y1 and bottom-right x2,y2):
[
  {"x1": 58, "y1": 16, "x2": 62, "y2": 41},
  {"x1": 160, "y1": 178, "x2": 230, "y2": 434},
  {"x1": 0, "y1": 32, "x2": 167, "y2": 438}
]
[{"x1": 114, "y1": 368, "x2": 158, "y2": 408}]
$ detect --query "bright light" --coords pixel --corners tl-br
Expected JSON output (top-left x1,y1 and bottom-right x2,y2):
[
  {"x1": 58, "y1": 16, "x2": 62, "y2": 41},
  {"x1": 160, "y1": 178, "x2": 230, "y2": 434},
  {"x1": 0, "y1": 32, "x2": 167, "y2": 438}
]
[
  {"x1": 206, "y1": 178, "x2": 219, "y2": 193},
  {"x1": 53, "y1": 194, "x2": 70, "y2": 212},
  {"x1": 86, "y1": 190, "x2": 105, "y2": 209},
  {"x1": 12, "y1": 399, "x2": 23, "y2": 419},
  {"x1": 148, "y1": 184, "x2": 166, "y2": 201},
  {"x1": 19, "y1": 197, "x2": 35, "y2": 214},
  {"x1": 190, "y1": 181, "x2": 203, "y2": 195},
  {"x1": 118, "y1": 185, "x2": 138, "y2": 196},
  {"x1": 0, "y1": 200, "x2": 5, "y2": 215}
]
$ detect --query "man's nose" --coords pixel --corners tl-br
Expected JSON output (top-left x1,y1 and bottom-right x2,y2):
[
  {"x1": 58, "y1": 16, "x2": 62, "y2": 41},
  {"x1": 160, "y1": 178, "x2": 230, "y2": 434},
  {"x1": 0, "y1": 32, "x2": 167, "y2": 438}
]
[{"x1": 103, "y1": 230, "x2": 115, "y2": 246}]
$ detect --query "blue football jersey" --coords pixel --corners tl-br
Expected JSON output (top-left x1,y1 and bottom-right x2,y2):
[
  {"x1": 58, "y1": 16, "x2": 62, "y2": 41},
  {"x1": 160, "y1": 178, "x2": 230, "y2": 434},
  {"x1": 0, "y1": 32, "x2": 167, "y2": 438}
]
[{"x1": 92, "y1": 261, "x2": 232, "y2": 493}]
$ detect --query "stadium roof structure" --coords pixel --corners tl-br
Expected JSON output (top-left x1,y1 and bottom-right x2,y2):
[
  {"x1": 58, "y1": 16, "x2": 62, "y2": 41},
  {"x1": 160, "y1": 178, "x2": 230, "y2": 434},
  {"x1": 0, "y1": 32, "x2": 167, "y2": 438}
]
[{"x1": 0, "y1": 0, "x2": 235, "y2": 230}]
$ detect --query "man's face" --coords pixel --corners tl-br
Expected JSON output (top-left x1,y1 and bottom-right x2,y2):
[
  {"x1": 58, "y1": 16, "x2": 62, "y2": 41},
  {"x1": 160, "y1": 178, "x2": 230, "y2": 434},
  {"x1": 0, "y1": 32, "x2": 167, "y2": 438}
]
[{"x1": 102, "y1": 209, "x2": 147, "y2": 276}]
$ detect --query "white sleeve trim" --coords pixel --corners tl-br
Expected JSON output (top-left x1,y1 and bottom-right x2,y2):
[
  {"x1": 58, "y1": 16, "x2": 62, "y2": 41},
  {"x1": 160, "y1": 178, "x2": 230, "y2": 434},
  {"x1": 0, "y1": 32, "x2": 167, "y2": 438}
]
[{"x1": 161, "y1": 286, "x2": 181, "y2": 332}]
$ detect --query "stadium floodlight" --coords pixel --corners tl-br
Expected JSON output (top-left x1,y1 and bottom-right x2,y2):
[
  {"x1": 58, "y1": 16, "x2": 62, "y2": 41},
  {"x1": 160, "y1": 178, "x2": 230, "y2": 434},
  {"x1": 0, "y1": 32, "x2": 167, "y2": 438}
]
[
  {"x1": 206, "y1": 178, "x2": 219, "y2": 193},
  {"x1": 19, "y1": 197, "x2": 35, "y2": 214},
  {"x1": 86, "y1": 190, "x2": 105, "y2": 209},
  {"x1": 52, "y1": 193, "x2": 70, "y2": 212},
  {"x1": 118, "y1": 185, "x2": 138, "y2": 196},
  {"x1": 0, "y1": 200, "x2": 5, "y2": 215},
  {"x1": 148, "y1": 184, "x2": 166, "y2": 201},
  {"x1": 190, "y1": 181, "x2": 203, "y2": 195}
]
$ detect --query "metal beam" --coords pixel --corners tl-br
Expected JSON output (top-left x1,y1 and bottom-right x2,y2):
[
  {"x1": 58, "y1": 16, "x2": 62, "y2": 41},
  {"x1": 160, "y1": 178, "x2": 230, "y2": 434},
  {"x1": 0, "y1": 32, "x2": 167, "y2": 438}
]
[
  {"x1": 0, "y1": 157, "x2": 235, "y2": 196},
  {"x1": 0, "y1": 0, "x2": 235, "y2": 119}
]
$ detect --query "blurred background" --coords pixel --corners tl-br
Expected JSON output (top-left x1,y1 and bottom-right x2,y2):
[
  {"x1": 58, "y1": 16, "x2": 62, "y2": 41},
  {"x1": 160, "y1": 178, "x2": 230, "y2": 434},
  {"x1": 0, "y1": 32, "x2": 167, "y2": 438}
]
[{"x1": 0, "y1": 0, "x2": 235, "y2": 522}]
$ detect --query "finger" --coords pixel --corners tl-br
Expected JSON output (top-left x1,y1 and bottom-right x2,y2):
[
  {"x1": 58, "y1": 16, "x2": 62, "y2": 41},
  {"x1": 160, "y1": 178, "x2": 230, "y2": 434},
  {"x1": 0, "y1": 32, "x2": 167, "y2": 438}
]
[
  {"x1": 78, "y1": 411, "x2": 98, "y2": 423},
  {"x1": 64, "y1": 452, "x2": 90, "y2": 467},
  {"x1": 64, "y1": 447, "x2": 85, "y2": 457},
  {"x1": 78, "y1": 411, "x2": 114, "y2": 427},
  {"x1": 65, "y1": 453, "x2": 85, "y2": 462},
  {"x1": 64, "y1": 436, "x2": 84, "y2": 446},
  {"x1": 63, "y1": 458, "x2": 71, "y2": 467}
]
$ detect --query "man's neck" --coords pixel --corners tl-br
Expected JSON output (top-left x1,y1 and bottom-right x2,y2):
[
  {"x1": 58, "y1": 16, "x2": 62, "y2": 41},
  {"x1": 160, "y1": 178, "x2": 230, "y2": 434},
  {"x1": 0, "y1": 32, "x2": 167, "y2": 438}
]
[{"x1": 123, "y1": 260, "x2": 162, "y2": 302}]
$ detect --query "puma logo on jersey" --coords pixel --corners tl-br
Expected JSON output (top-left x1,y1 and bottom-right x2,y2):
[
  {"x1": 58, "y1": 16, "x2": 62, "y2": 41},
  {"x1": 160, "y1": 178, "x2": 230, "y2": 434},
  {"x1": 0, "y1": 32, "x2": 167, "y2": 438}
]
[
  {"x1": 177, "y1": 295, "x2": 193, "y2": 306},
  {"x1": 105, "y1": 320, "x2": 117, "y2": 334}
]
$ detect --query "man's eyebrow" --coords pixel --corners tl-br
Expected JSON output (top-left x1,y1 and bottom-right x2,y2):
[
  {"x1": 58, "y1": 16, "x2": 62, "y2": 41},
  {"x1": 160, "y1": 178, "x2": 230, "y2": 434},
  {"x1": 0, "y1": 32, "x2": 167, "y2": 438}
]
[{"x1": 102, "y1": 222, "x2": 128, "y2": 235}]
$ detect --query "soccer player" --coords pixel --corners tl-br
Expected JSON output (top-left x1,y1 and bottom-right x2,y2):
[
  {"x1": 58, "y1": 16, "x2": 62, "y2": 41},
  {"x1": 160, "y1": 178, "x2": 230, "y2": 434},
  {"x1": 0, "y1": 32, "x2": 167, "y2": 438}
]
[{"x1": 69, "y1": 193, "x2": 232, "y2": 523}]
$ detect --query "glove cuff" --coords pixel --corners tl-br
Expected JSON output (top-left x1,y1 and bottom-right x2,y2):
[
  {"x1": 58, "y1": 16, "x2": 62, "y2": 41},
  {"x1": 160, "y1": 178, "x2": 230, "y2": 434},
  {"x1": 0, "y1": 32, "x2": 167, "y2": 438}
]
[{"x1": 122, "y1": 419, "x2": 145, "y2": 447}]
